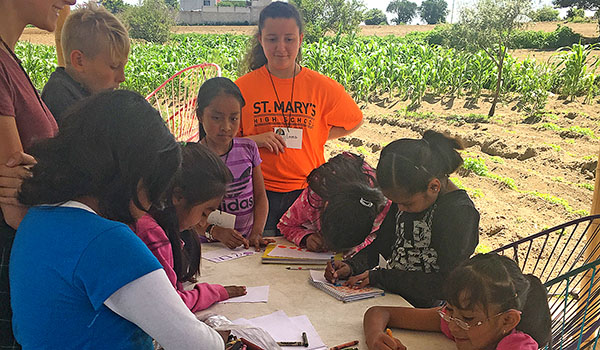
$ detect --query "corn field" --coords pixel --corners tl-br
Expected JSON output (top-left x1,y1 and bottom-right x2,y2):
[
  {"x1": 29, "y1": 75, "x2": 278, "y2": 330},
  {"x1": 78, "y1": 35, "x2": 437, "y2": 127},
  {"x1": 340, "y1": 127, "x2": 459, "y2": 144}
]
[{"x1": 16, "y1": 33, "x2": 600, "y2": 113}]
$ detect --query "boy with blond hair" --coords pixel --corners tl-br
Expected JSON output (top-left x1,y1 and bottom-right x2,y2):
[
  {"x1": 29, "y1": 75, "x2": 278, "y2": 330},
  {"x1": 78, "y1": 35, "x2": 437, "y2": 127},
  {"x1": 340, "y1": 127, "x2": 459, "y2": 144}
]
[{"x1": 42, "y1": 3, "x2": 130, "y2": 124}]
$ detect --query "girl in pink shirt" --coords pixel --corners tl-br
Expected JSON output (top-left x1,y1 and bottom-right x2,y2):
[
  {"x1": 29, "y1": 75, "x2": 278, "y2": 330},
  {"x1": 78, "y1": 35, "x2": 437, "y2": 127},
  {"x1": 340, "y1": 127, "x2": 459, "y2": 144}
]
[
  {"x1": 278, "y1": 152, "x2": 391, "y2": 255},
  {"x1": 132, "y1": 142, "x2": 246, "y2": 311},
  {"x1": 363, "y1": 253, "x2": 551, "y2": 350}
]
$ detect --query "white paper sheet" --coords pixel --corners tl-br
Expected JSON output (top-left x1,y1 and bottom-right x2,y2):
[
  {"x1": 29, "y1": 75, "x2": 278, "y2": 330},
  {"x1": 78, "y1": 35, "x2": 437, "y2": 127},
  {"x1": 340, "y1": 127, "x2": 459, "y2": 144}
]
[
  {"x1": 220, "y1": 286, "x2": 269, "y2": 303},
  {"x1": 233, "y1": 310, "x2": 326, "y2": 350},
  {"x1": 267, "y1": 245, "x2": 334, "y2": 260},
  {"x1": 287, "y1": 315, "x2": 327, "y2": 350},
  {"x1": 202, "y1": 243, "x2": 256, "y2": 263}
]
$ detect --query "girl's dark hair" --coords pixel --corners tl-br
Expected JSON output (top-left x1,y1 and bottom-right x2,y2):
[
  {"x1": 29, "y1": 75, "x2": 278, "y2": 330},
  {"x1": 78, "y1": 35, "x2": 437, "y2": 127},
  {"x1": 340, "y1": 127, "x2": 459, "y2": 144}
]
[
  {"x1": 151, "y1": 142, "x2": 232, "y2": 282},
  {"x1": 445, "y1": 253, "x2": 551, "y2": 347},
  {"x1": 321, "y1": 183, "x2": 386, "y2": 251},
  {"x1": 307, "y1": 152, "x2": 385, "y2": 251},
  {"x1": 377, "y1": 130, "x2": 464, "y2": 195},
  {"x1": 196, "y1": 77, "x2": 245, "y2": 140},
  {"x1": 19, "y1": 90, "x2": 181, "y2": 224},
  {"x1": 243, "y1": 1, "x2": 304, "y2": 72}
]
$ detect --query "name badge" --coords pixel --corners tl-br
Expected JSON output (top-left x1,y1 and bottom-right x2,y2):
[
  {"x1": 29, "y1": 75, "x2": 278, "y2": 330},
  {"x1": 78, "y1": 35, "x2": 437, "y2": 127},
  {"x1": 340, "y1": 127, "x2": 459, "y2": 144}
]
[
  {"x1": 207, "y1": 211, "x2": 236, "y2": 229},
  {"x1": 274, "y1": 127, "x2": 302, "y2": 149}
]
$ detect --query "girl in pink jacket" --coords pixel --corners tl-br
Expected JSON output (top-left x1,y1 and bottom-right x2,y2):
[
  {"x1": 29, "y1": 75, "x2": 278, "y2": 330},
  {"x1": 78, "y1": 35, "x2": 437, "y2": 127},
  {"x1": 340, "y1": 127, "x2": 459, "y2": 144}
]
[
  {"x1": 132, "y1": 142, "x2": 246, "y2": 311},
  {"x1": 278, "y1": 152, "x2": 391, "y2": 255}
]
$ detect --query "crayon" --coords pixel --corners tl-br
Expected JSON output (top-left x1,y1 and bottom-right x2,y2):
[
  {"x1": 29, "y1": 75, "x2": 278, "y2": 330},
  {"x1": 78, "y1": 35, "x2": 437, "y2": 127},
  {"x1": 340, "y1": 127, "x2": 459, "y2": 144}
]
[
  {"x1": 386, "y1": 328, "x2": 393, "y2": 337},
  {"x1": 329, "y1": 340, "x2": 359, "y2": 350},
  {"x1": 302, "y1": 332, "x2": 309, "y2": 347}
]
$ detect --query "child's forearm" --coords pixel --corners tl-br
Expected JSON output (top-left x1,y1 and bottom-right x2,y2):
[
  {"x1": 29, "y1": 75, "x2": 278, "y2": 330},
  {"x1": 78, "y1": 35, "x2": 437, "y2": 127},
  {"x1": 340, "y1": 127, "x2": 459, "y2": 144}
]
[{"x1": 364, "y1": 306, "x2": 392, "y2": 347}]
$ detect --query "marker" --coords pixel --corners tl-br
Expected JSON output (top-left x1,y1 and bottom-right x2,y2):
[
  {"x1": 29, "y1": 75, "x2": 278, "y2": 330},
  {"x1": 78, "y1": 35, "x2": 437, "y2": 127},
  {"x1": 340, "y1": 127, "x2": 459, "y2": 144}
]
[
  {"x1": 286, "y1": 266, "x2": 325, "y2": 270},
  {"x1": 329, "y1": 340, "x2": 359, "y2": 350},
  {"x1": 302, "y1": 332, "x2": 308, "y2": 347},
  {"x1": 277, "y1": 332, "x2": 309, "y2": 347}
]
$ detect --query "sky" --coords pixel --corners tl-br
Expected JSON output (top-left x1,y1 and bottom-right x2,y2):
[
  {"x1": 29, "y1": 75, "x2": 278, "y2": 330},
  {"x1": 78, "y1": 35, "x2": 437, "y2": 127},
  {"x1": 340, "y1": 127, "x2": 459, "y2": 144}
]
[{"x1": 123, "y1": 0, "x2": 579, "y2": 24}]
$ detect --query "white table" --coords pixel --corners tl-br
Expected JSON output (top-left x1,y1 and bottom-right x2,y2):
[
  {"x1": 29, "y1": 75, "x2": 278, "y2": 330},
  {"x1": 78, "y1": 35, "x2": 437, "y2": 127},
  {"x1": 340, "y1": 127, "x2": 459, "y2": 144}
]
[{"x1": 195, "y1": 239, "x2": 454, "y2": 350}]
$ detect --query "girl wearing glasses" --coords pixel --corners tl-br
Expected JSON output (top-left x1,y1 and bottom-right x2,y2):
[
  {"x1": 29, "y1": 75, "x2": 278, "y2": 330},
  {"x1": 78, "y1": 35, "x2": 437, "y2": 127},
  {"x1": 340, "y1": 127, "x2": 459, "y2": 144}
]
[{"x1": 363, "y1": 253, "x2": 551, "y2": 350}]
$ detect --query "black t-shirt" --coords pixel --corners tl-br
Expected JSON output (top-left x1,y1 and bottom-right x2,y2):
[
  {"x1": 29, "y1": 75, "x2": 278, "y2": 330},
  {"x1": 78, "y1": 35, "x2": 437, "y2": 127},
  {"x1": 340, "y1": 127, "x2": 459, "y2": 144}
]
[
  {"x1": 41, "y1": 67, "x2": 90, "y2": 125},
  {"x1": 346, "y1": 189, "x2": 480, "y2": 307}
]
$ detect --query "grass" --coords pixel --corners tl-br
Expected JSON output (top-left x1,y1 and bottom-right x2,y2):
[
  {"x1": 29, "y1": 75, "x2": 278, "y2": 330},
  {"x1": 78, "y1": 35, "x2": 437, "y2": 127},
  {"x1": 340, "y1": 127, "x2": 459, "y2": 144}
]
[
  {"x1": 450, "y1": 177, "x2": 484, "y2": 198},
  {"x1": 578, "y1": 183, "x2": 594, "y2": 191},
  {"x1": 538, "y1": 122, "x2": 597, "y2": 139},
  {"x1": 488, "y1": 156, "x2": 505, "y2": 164},
  {"x1": 475, "y1": 243, "x2": 492, "y2": 254},
  {"x1": 547, "y1": 143, "x2": 562, "y2": 152}
]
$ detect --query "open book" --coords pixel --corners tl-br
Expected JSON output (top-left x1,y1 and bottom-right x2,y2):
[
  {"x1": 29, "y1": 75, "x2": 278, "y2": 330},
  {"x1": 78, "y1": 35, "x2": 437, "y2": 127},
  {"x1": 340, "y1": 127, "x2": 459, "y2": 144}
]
[
  {"x1": 308, "y1": 270, "x2": 384, "y2": 303},
  {"x1": 261, "y1": 243, "x2": 341, "y2": 265}
]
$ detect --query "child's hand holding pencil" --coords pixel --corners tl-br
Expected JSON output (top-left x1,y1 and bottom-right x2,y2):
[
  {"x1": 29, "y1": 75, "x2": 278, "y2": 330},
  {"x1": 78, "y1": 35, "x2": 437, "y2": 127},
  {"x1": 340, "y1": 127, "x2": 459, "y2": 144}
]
[{"x1": 324, "y1": 259, "x2": 351, "y2": 284}]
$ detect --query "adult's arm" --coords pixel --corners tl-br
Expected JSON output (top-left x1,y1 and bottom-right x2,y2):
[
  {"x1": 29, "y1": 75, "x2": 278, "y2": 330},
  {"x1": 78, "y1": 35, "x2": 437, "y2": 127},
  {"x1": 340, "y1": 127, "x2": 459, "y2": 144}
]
[
  {"x1": 327, "y1": 119, "x2": 364, "y2": 140},
  {"x1": 104, "y1": 269, "x2": 224, "y2": 350},
  {"x1": 0, "y1": 116, "x2": 29, "y2": 229},
  {"x1": 244, "y1": 133, "x2": 286, "y2": 155}
]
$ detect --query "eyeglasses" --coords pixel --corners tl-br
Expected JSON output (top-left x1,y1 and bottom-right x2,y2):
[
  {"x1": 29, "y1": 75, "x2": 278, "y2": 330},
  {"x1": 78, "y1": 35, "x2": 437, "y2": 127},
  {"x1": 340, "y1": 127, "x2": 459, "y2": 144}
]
[{"x1": 437, "y1": 305, "x2": 521, "y2": 331}]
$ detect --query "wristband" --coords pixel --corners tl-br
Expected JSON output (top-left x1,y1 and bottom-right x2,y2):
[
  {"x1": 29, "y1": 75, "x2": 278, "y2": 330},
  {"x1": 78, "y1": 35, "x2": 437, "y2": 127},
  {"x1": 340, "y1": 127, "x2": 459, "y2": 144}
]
[{"x1": 205, "y1": 224, "x2": 215, "y2": 241}]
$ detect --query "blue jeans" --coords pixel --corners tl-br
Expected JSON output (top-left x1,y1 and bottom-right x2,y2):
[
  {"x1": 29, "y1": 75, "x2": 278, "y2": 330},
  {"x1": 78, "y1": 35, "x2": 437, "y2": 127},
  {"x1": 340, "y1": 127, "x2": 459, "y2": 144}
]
[{"x1": 264, "y1": 189, "x2": 303, "y2": 236}]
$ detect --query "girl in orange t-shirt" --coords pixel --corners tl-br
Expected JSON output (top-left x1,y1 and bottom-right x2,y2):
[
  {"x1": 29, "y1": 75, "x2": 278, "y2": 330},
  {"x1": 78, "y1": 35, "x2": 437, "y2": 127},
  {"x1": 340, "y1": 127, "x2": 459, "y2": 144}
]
[{"x1": 236, "y1": 1, "x2": 363, "y2": 235}]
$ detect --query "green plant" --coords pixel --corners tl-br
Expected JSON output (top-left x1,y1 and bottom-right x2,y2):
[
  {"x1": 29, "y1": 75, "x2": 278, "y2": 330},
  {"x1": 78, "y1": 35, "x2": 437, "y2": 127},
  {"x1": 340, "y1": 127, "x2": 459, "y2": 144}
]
[
  {"x1": 463, "y1": 157, "x2": 489, "y2": 176},
  {"x1": 364, "y1": 8, "x2": 388, "y2": 24},
  {"x1": 578, "y1": 183, "x2": 594, "y2": 190},
  {"x1": 552, "y1": 43, "x2": 599, "y2": 102},
  {"x1": 547, "y1": 143, "x2": 562, "y2": 151},
  {"x1": 568, "y1": 125, "x2": 596, "y2": 138},
  {"x1": 290, "y1": 0, "x2": 365, "y2": 42},
  {"x1": 455, "y1": 0, "x2": 532, "y2": 116},
  {"x1": 419, "y1": 0, "x2": 448, "y2": 24},
  {"x1": 475, "y1": 243, "x2": 492, "y2": 254},
  {"x1": 552, "y1": 176, "x2": 565, "y2": 182},
  {"x1": 539, "y1": 122, "x2": 561, "y2": 131},
  {"x1": 529, "y1": 5, "x2": 560, "y2": 21},
  {"x1": 121, "y1": 0, "x2": 175, "y2": 43},
  {"x1": 488, "y1": 156, "x2": 505, "y2": 164},
  {"x1": 387, "y1": 0, "x2": 419, "y2": 24}
]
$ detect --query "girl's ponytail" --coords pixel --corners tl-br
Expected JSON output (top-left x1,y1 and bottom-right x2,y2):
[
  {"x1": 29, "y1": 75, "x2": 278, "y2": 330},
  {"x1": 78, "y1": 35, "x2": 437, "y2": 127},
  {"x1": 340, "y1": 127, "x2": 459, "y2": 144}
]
[
  {"x1": 377, "y1": 130, "x2": 464, "y2": 195},
  {"x1": 422, "y1": 130, "x2": 464, "y2": 177},
  {"x1": 516, "y1": 274, "x2": 551, "y2": 347}
]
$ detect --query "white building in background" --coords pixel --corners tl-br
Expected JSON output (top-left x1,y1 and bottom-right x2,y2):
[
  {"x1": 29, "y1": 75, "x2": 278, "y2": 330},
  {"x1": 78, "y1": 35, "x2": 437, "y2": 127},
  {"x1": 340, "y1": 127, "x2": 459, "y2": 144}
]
[{"x1": 178, "y1": 0, "x2": 272, "y2": 25}]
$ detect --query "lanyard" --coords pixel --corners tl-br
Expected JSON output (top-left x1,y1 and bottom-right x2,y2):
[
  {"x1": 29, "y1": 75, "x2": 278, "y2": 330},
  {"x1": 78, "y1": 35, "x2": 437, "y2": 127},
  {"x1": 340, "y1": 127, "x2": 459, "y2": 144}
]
[{"x1": 267, "y1": 64, "x2": 296, "y2": 130}]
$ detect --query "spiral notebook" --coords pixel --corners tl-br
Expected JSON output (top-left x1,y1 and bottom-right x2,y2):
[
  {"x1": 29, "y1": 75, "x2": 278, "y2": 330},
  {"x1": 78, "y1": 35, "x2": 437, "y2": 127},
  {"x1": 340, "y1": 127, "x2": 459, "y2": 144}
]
[{"x1": 308, "y1": 270, "x2": 384, "y2": 303}]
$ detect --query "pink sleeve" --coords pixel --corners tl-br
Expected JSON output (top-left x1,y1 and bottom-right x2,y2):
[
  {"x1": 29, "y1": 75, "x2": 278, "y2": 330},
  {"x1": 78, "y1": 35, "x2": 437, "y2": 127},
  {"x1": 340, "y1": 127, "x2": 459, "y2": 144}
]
[
  {"x1": 277, "y1": 188, "x2": 322, "y2": 246},
  {"x1": 179, "y1": 282, "x2": 229, "y2": 312},
  {"x1": 496, "y1": 330, "x2": 538, "y2": 350},
  {"x1": 134, "y1": 215, "x2": 228, "y2": 312}
]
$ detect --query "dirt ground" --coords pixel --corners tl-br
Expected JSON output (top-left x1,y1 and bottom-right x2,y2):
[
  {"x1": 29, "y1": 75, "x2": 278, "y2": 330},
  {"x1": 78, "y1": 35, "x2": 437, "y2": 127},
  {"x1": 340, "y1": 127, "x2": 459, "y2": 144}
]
[{"x1": 19, "y1": 23, "x2": 599, "y2": 252}]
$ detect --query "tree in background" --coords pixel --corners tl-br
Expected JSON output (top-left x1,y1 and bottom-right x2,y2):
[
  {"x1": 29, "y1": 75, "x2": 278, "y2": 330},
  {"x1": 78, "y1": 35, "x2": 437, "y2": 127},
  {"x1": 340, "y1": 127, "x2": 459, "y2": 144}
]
[
  {"x1": 290, "y1": 0, "x2": 366, "y2": 42},
  {"x1": 164, "y1": 0, "x2": 179, "y2": 10},
  {"x1": 529, "y1": 5, "x2": 560, "y2": 21},
  {"x1": 456, "y1": 0, "x2": 532, "y2": 116},
  {"x1": 98, "y1": 0, "x2": 129, "y2": 13},
  {"x1": 121, "y1": 0, "x2": 175, "y2": 43},
  {"x1": 419, "y1": 0, "x2": 448, "y2": 24},
  {"x1": 387, "y1": 0, "x2": 418, "y2": 24},
  {"x1": 566, "y1": 6, "x2": 588, "y2": 21},
  {"x1": 364, "y1": 8, "x2": 389, "y2": 24},
  {"x1": 554, "y1": 0, "x2": 599, "y2": 27}
]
